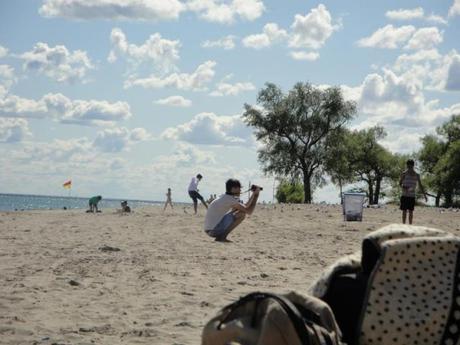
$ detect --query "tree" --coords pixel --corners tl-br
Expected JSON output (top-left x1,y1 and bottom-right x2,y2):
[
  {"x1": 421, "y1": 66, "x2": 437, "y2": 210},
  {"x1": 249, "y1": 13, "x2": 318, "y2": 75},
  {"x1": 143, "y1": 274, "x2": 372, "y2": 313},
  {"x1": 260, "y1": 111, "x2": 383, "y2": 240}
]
[
  {"x1": 418, "y1": 135, "x2": 445, "y2": 206},
  {"x1": 419, "y1": 115, "x2": 460, "y2": 207},
  {"x1": 275, "y1": 179, "x2": 304, "y2": 203},
  {"x1": 331, "y1": 126, "x2": 400, "y2": 205},
  {"x1": 243, "y1": 82, "x2": 356, "y2": 203},
  {"x1": 324, "y1": 128, "x2": 355, "y2": 200}
]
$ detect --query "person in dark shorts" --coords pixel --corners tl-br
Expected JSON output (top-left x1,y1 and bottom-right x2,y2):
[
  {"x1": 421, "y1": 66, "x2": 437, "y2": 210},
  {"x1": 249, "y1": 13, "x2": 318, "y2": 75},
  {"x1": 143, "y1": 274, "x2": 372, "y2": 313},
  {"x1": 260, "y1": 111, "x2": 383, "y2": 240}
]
[
  {"x1": 399, "y1": 159, "x2": 427, "y2": 224},
  {"x1": 188, "y1": 174, "x2": 208, "y2": 214}
]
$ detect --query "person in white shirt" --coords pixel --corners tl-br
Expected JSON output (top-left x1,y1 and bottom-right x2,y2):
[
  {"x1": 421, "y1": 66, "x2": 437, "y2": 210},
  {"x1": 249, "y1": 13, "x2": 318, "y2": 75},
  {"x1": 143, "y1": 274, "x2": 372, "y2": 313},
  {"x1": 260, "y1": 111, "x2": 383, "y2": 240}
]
[
  {"x1": 204, "y1": 178, "x2": 261, "y2": 242},
  {"x1": 188, "y1": 173, "x2": 208, "y2": 214}
]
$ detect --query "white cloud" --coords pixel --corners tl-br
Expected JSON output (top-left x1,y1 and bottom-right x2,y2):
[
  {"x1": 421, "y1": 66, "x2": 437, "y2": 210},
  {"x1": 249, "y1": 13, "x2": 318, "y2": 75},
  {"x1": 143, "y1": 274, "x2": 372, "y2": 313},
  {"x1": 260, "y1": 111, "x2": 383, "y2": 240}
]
[
  {"x1": 202, "y1": 35, "x2": 236, "y2": 50},
  {"x1": 289, "y1": 51, "x2": 319, "y2": 61},
  {"x1": 187, "y1": 0, "x2": 265, "y2": 24},
  {"x1": 0, "y1": 45, "x2": 8, "y2": 58},
  {"x1": 155, "y1": 142, "x2": 216, "y2": 168},
  {"x1": 357, "y1": 25, "x2": 416, "y2": 49},
  {"x1": 0, "y1": 92, "x2": 132, "y2": 126},
  {"x1": 359, "y1": 69, "x2": 424, "y2": 118},
  {"x1": 394, "y1": 49, "x2": 442, "y2": 68},
  {"x1": 385, "y1": 7, "x2": 447, "y2": 25},
  {"x1": 404, "y1": 27, "x2": 443, "y2": 50},
  {"x1": 242, "y1": 23, "x2": 288, "y2": 49},
  {"x1": 336, "y1": 64, "x2": 460, "y2": 138},
  {"x1": 446, "y1": 55, "x2": 460, "y2": 90},
  {"x1": 93, "y1": 126, "x2": 150, "y2": 152},
  {"x1": 20, "y1": 42, "x2": 93, "y2": 83},
  {"x1": 0, "y1": 65, "x2": 16, "y2": 96},
  {"x1": 386, "y1": 7, "x2": 424, "y2": 20},
  {"x1": 0, "y1": 118, "x2": 32, "y2": 143},
  {"x1": 425, "y1": 14, "x2": 448, "y2": 25},
  {"x1": 449, "y1": 0, "x2": 460, "y2": 17},
  {"x1": 392, "y1": 49, "x2": 460, "y2": 92},
  {"x1": 124, "y1": 60, "x2": 216, "y2": 91},
  {"x1": 154, "y1": 95, "x2": 192, "y2": 107},
  {"x1": 39, "y1": 0, "x2": 185, "y2": 21},
  {"x1": 209, "y1": 79, "x2": 255, "y2": 96},
  {"x1": 129, "y1": 127, "x2": 151, "y2": 141},
  {"x1": 108, "y1": 28, "x2": 180, "y2": 73},
  {"x1": 0, "y1": 94, "x2": 47, "y2": 118},
  {"x1": 161, "y1": 112, "x2": 254, "y2": 146},
  {"x1": 288, "y1": 4, "x2": 339, "y2": 50}
]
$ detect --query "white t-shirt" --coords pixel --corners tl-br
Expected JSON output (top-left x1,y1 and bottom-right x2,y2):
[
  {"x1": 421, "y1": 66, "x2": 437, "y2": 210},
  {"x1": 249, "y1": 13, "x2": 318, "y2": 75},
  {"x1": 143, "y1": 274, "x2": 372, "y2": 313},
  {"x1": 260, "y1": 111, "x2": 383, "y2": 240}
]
[
  {"x1": 188, "y1": 177, "x2": 199, "y2": 192},
  {"x1": 204, "y1": 194, "x2": 240, "y2": 230}
]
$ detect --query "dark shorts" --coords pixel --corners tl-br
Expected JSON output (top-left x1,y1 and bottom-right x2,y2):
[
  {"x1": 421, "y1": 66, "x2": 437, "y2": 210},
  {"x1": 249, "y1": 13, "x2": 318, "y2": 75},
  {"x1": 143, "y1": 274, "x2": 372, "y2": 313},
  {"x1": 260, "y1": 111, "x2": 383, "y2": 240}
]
[
  {"x1": 188, "y1": 190, "x2": 204, "y2": 203},
  {"x1": 400, "y1": 196, "x2": 415, "y2": 211},
  {"x1": 205, "y1": 213, "x2": 236, "y2": 239}
]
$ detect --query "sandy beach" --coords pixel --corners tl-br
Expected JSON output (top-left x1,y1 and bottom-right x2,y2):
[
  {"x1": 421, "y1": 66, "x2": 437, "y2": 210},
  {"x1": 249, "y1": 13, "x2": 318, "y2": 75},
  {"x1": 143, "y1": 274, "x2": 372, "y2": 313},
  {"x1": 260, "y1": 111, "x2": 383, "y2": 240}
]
[{"x1": 1, "y1": 204, "x2": 459, "y2": 345}]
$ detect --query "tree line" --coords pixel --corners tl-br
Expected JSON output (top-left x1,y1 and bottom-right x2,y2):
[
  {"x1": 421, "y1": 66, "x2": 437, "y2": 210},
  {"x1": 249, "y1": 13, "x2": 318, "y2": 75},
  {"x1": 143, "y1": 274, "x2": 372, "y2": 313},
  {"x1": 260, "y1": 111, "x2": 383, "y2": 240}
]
[{"x1": 243, "y1": 82, "x2": 460, "y2": 207}]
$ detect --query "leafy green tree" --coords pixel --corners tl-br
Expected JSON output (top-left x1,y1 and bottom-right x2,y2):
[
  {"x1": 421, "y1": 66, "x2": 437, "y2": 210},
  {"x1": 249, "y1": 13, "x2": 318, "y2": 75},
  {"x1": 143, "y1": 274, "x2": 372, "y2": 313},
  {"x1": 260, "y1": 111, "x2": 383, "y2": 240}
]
[
  {"x1": 275, "y1": 179, "x2": 304, "y2": 203},
  {"x1": 324, "y1": 128, "x2": 355, "y2": 200},
  {"x1": 243, "y1": 82, "x2": 356, "y2": 203},
  {"x1": 418, "y1": 135, "x2": 445, "y2": 206},
  {"x1": 419, "y1": 115, "x2": 460, "y2": 207},
  {"x1": 334, "y1": 126, "x2": 400, "y2": 204}
]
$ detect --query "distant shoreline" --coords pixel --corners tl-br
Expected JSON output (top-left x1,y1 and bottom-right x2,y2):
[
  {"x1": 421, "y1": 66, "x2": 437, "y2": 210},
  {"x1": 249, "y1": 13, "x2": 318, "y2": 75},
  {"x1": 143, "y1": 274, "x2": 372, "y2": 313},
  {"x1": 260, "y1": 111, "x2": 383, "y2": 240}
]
[{"x1": 0, "y1": 193, "x2": 192, "y2": 212}]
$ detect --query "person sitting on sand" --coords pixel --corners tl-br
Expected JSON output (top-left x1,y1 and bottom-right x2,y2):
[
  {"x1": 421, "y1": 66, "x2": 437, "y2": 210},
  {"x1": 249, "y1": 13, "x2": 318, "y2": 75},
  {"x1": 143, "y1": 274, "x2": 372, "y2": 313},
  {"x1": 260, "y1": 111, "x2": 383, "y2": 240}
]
[
  {"x1": 399, "y1": 159, "x2": 427, "y2": 224},
  {"x1": 121, "y1": 200, "x2": 131, "y2": 213},
  {"x1": 188, "y1": 174, "x2": 208, "y2": 215},
  {"x1": 207, "y1": 194, "x2": 216, "y2": 204},
  {"x1": 88, "y1": 195, "x2": 102, "y2": 213},
  {"x1": 163, "y1": 188, "x2": 173, "y2": 211},
  {"x1": 204, "y1": 179, "x2": 261, "y2": 242}
]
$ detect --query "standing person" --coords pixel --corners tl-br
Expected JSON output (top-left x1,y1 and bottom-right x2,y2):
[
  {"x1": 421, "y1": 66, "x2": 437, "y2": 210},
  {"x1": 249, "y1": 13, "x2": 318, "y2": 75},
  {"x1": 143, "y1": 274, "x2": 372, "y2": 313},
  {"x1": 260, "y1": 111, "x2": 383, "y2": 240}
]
[
  {"x1": 88, "y1": 195, "x2": 102, "y2": 213},
  {"x1": 204, "y1": 179, "x2": 261, "y2": 242},
  {"x1": 163, "y1": 188, "x2": 173, "y2": 211},
  {"x1": 399, "y1": 159, "x2": 427, "y2": 224},
  {"x1": 188, "y1": 173, "x2": 208, "y2": 214}
]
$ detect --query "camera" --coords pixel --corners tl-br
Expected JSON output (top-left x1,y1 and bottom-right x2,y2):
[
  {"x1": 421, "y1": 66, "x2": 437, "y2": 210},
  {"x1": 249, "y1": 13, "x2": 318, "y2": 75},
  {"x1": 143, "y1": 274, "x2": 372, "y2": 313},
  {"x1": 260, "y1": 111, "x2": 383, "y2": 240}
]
[{"x1": 251, "y1": 184, "x2": 263, "y2": 191}]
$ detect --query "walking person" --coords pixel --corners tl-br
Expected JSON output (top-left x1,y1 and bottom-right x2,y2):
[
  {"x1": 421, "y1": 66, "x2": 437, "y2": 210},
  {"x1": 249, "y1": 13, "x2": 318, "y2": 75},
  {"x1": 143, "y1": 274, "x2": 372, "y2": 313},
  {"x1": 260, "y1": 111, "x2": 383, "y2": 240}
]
[
  {"x1": 163, "y1": 188, "x2": 174, "y2": 211},
  {"x1": 399, "y1": 159, "x2": 427, "y2": 224},
  {"x1": 188, "y1": 174, "x2": 208, "y2": 214}
]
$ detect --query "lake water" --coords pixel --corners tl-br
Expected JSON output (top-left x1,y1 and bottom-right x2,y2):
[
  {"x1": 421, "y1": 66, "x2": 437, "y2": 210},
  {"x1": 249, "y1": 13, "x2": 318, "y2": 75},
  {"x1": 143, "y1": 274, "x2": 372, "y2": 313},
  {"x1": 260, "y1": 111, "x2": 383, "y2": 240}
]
[{"x1": 0, "y1": 193, "x2": 163, "y2": 211}]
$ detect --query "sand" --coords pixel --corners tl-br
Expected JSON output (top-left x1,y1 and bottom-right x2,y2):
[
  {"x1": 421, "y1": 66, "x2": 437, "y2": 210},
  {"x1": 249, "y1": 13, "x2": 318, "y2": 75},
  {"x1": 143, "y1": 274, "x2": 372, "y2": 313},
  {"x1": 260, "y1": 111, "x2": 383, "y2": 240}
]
[{"x1": 1, "y1": 204, "x2": 459, "y2": 345}]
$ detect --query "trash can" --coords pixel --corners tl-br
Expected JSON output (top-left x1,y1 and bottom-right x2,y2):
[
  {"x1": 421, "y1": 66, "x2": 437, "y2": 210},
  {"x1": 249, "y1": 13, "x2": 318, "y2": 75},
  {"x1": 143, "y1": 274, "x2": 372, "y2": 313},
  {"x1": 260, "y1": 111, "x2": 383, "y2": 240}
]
[{"x1": 342, "y1": 193, "x2": 366, "y2": 221}]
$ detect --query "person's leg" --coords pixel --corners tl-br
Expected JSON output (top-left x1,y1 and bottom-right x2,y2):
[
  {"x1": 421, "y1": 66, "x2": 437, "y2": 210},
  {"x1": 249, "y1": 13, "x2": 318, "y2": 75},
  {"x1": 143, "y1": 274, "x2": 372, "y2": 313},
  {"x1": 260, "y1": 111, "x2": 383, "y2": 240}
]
[
  {"x1": 189, "y1": 191, "x2": 199, "y2": 214},
  {"x1": 197, "y1": 194, "x2": 208, "y2": 209},
  {"x1": 218, "y1": 211, "x2": 246, "y2": 239},
  {"x1": 402, "y1": 210, "x2": 407, "y2": 224},
  {"x1": 409, "y1": 210, "x2": 413, "y2": 224}
]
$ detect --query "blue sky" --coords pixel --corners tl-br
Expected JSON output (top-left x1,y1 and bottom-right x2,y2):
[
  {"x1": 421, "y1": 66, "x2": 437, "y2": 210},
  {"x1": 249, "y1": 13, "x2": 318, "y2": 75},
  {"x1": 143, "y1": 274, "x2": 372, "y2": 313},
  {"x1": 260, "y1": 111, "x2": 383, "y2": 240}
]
[{"x1": 0, "y1": 0, "x2": 459, "y2": 203}]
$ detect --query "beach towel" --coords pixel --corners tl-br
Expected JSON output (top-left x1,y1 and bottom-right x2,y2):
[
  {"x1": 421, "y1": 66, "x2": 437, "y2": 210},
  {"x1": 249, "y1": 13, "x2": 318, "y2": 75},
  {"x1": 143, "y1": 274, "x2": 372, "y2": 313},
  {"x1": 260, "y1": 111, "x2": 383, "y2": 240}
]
[
  {"x1": 309, "y1": 224, "x2": 460, "y2": 345},
  {"x1": 202, "y1": 291, "x2": 343, "y2": 345}
]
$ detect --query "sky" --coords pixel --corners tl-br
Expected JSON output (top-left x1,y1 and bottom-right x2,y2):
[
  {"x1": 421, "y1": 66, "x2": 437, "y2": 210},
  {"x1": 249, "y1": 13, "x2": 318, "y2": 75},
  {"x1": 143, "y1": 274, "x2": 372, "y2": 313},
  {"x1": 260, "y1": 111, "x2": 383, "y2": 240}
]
[{"x1": 0, "y1": 0, "x2": 459, "y2": 203}]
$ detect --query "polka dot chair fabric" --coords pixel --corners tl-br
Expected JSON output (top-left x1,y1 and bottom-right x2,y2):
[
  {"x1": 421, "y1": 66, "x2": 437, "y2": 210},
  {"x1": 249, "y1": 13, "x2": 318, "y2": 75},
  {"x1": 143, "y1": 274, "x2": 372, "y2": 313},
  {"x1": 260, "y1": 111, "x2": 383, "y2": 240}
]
[{"x1": 310, "y1": 224, "x2": 460, "y2": 345}]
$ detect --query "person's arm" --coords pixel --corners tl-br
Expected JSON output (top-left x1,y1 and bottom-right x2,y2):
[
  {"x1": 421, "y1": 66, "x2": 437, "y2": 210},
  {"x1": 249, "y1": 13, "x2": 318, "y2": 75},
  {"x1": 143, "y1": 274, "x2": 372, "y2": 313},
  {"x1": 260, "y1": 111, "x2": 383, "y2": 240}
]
[
  {"x1": 232, "y1": 189, "x2": 260, "y2": 215},
  {"x1": 417, "y1": 173, "x2": 428, "y2": 201},
  {"x1": 399, "y1": 172, "x2": 404, "y2": 187}
]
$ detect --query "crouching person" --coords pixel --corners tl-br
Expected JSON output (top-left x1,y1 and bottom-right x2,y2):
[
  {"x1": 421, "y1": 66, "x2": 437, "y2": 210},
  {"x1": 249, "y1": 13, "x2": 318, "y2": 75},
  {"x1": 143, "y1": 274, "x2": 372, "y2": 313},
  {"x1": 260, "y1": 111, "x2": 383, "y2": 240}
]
[{"x1": 204, "y1": 179, "x2": 261, "y2": 242}]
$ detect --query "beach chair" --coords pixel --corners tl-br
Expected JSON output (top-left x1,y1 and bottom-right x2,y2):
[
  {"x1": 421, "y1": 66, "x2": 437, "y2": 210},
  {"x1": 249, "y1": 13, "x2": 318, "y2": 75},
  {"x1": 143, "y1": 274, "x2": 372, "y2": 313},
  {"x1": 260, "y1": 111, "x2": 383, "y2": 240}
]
[
  {"x1": 309, "y1": 224, "x2": 460, "y2": 345},
  {"x1": 342, "y1": 193, "x2": 366, "y2": 221}
]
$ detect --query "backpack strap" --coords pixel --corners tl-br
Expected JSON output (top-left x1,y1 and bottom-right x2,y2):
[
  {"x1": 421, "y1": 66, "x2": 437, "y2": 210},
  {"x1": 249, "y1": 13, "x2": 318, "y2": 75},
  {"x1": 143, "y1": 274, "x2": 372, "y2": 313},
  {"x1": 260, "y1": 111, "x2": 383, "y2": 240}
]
[{"x1": 218, "y1": 292, "x2": 311, "y2": 345}]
